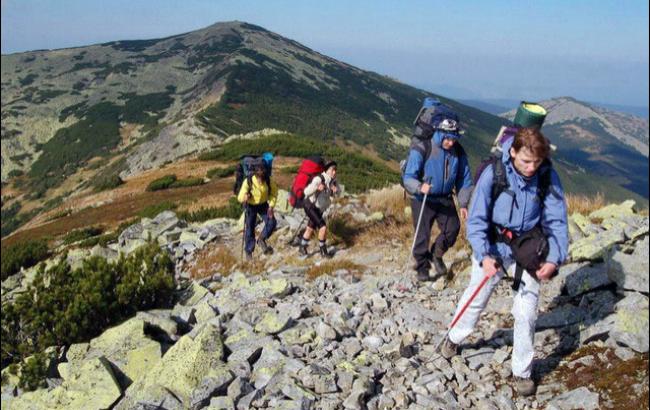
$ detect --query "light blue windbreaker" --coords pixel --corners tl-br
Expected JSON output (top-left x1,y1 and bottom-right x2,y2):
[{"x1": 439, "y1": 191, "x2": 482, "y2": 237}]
[
  {"x1": 403, "y1": 130, "x2": 473, "y2": 208},
  {"x1": 466, "y1": 138, "x2": 569, "y2": 266}
]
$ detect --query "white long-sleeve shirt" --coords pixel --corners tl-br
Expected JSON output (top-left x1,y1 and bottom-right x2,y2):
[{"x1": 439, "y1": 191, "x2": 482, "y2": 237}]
[{"x1": 303, "y1": 172, "x2": 338, "y2": 211}]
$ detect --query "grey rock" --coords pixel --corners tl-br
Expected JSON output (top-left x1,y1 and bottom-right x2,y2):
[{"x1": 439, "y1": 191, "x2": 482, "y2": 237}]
[
  {"x1": 611, "y1": 292, "x2": 649, "y2": 353},
  {"x1": 564, "y1": 264, "x2": 612, "y2": 297},
  {"x1": 607, "y1": 236, "x2": 649, "y2": 293},
  {"x1": 208, "y1": 396, "x2": 235, "y2": 410},
  {"x1": 549, "y1": 386, "x2": 599, "y2": 410},
  {"x1": 461, "y1": 347, "x2": 494, "y2": 370},
  {"x1": 537, "y1": 305, "x2": 587, "y2": 329},
  {"x1": 362, "y1": 335, "x2": 384, "y2": 352},
  {"x1": 226, "y1": 377, "x2": 254, "y2": 403},
  {"x1": 189, "y1": 370, "x2": 235, "y2": 410},
  {"x1": 491, "y1": 348, "x2": 510, "y2": 365}
]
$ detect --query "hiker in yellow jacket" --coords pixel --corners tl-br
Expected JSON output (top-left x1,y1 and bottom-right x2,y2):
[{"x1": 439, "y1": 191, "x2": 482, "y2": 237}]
[{"x1": 237, "y1": 163, "x2": 278, "y2": 260}]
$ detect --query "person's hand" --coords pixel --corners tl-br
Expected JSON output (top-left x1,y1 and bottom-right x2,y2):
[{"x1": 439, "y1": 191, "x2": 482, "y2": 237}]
[
  {"x1": 243, "y1": 193, "x2": 251, "y2": 203},
  {"x1": 536, "y1": 262, "x2": 557, "y2": 281},
  {"x1": 331, "y1": 184, "x2": 338, "y2": 194},
  {"x1": 481, "y1": 256, "x2": 500, "y2": 278},
  {"x1": 459, "y1": 208, "x2": 468, "y2": 220},
  {"x1": 267, "y1": 207, "x2": 274, "y2": 219},
  {"x1": 420, "y1": 183, "x2": 431, "y2": 194},
  {"x1": 318, "y1": 183, "x2": 326, "y2": 192}
]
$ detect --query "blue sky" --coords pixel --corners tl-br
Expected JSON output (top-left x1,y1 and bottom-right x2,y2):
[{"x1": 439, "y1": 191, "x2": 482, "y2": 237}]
[{"x1": 2, "y1": 0, "x2": 648, "y2": 106}]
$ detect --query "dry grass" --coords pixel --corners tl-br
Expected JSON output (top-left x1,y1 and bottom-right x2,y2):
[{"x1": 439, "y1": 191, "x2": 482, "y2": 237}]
[
  {"x1": 187, "y1": 244, "x2": 237, "y2": 279},
  {"x1": 565, "y1": 192, "x2": 606, "y2": 215},
  {"x1": 365, "y1": 184, "x2": 410, "y2": 222},
  {"x1": 306, "y1": 259, "x2": 365, "y2": 280}
]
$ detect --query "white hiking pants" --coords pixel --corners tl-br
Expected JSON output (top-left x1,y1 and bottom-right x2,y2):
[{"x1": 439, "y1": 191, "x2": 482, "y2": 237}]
[{"x1": 448, "y1": 257, "x2": 540, "y2": 378}]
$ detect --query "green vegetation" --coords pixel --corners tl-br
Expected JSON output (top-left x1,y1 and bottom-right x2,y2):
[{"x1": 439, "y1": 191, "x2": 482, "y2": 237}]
[
  {"x1": 18, "y1": 73, "x2": 38, "y2": 86},
  {"x1": 146, "y1": 174, "x2": 178, "y2": 191},
  {"x1": 138, "y1": 201, "x2": 178, "y2": 218},
  {"x1": 1, "y1": 202, "x2": 43, "y2": 238},
  {"x1": 1, "y1": 242, "x2": 175, "y2": 373},
  {"x1": 62, "y1": 226, "x2": 104, "y2": 245},
  {"x1": 146, "y1": 174, "x2": 204, "y2": 191},
  {"x1": 199, "y1": 134, "x2": 399, "y2": 193},
  {"x1": 1, "y1": 239, "x2": 49, "y2": 280},
  {"x1": 207, "y1": 165, "x2": 237, "y2": 179},
  {"x1": 93, "y1": 173, "x2": 124, "y2": 192},
  {"x1": 177, "y1": 197, "x2": 243, "y2": 222}
]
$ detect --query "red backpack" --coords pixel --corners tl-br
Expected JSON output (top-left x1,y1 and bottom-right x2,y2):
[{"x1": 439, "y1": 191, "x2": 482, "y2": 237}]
[{"x1": 289, "y1": 156, "x2": 325, "y2": 208}]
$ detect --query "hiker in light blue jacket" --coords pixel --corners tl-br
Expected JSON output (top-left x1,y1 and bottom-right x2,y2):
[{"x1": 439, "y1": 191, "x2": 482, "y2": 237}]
[
  {"x1": 440, "y1": 127, "x2": 569, "y2": 396},
  {"x1": 403, "y1": 129, "x2": 473, "y2": 281}
]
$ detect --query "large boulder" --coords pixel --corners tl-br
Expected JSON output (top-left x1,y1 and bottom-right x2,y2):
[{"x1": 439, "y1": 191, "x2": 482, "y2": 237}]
[
  {"x1": 611, "y1": 292, "x2": 649, "y2": 353},
  {"x1": 589, "y1": 200, "x2": 636, "y2": 220},
  {"x1": 569, "y1": 228, "x2": 625, "y2": 261},
  {"x1": 75, "y1": 317, "x2": 162, "y2": 387},
  {"x1": 115, "y1": 323, "x2": 228, "y2": 408},
  {"x1": 607, "y1": 236, "x2": 649, "y2": 293},
  {"x1": 10, "y1": 357, "x2": 121, "y2": 410}
]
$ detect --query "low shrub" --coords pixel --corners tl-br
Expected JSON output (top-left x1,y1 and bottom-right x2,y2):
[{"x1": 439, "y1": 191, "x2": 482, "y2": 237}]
[
  {"x1": 177, "y1": 197, "x2": 242, "y2": 222},
  {"x1": 137, "y1": 201, "x2": 177, "y2": 218},
  {"x1": 146, "y1": 174, "x2": 177, "y2": 191},
  {"x1": 207, "y1": 165, "x2": 237, "y2": 179},
  {"x1": 1, "y1": 239, "x2": 49, "y2": 280}
]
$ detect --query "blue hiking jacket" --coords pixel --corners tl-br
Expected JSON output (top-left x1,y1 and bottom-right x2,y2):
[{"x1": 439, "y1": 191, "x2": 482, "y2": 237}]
[
  {"x1": 403, "y1": 131, "x2": 473, "y2": 208},
  {"x1": 466, "y1": 138, "x2": 569, "y2": 266}
]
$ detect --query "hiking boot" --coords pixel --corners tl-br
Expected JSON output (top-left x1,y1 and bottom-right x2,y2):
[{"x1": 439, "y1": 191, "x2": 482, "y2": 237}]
[
  {"x1": 415, "y1": 269, "x2": 432, "y2": 282},
  {"x1": 440, "y1": 337, "x2": 458, "y2": 359},
  {"x1": 432, "y1": 256, "x2": 448, "y2": 276},
  {"x1": 320, "y1": 245, "x2": 334, "y2": 258},
  {"x1": 298, "y1": 244, "x2": 309, "y2": 256},
  {"x1": 257, "y1": 239, "x2": 274, "y2": 255},
  {"x1": 514, "y1": 377, "x2": 536, "y2": 397},
  {"x1": 245, "y1": 252, "x2": 253, "y2": 262}
]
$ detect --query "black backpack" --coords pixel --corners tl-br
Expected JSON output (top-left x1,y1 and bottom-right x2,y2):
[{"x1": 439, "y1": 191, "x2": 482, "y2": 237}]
[{"x1": 473, "y1": 154, "x2": 553, "y2": 208}]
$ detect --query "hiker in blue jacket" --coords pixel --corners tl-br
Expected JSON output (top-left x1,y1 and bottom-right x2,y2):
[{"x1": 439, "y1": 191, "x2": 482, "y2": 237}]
[
  {"x1": 403, "y1": 129, "x2": 473, "y2": 281},
  {"x1": 439, "y1": 127, "x2": 569, "y2": 396}
]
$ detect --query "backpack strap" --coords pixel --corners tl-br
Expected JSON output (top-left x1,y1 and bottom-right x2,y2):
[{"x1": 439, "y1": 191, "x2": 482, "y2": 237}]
[
  {"x1": 536, "y1": 159, "x2": 554, "y2": 207},
  {"x1": 410, "y1": 138, "x2": 432, "y2": 180},
  {"x1": 490, "y1": 157, "x2": 509, "y2": 205}
]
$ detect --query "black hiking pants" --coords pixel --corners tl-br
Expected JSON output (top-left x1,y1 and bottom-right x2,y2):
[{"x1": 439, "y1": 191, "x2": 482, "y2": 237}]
[{"x1": 410, "y1": 197, "x2": 461, "y2": 273}]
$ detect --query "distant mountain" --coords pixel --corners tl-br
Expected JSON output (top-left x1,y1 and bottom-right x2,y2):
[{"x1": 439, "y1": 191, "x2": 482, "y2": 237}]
[
  {"x1": 1, "y1": 22, "x2": 647, "y2": 238},
  {"x1": 587, "y1": 102, "x2": 649, "y2": 119},
  {"x1": 458, "y1": 99, "x2": 509, "y2": 115},
  {"x1": 502, "y1": 97, "x2": 649, "y2": 198}
]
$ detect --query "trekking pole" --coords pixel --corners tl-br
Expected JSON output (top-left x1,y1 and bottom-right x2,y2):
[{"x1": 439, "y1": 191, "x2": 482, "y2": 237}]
[
  {"x1": 408, "y1": 178, "x2": 431, "y2": 265},
  {"x1": 241, "y1": 202, "x2": 248, "y2": 261},
  {"x1": 433, "y1": 269, "x2": 498, "y2": 353},
  {"x1": 288, "y1": 215, "x2": 307, "y2": 246}
]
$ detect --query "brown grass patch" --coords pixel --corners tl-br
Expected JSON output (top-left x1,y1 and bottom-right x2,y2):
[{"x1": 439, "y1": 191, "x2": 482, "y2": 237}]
[
  {"x1": 565, "y1": 192, "x2": 606, "y2": 215},
  {"x1": 546, "y1": 345, "x2": 649, "y2": 410},
  {"x1": 365, "y1": 184, "x2": 410, "y2": 221},
  {"x1": 187, "y1": 244, "x2": 237, "y2": 279},
  {"x1": 306, "y1": 259, "x2": 365, "y2": 280}
]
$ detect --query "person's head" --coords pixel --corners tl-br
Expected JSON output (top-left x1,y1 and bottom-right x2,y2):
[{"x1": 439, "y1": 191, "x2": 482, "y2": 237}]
[
  {"x1": 324, "y1": 161, "x2": 337, "y2": 179},
  {"x1": 509, "y1": 127, "x2": 551, "y2": 178},
  {"x1": 254, "y1": 163, "x2": 266, "y2": 178},
  {"x1": 442, "y1": 138, "x2": 456, "y2": 150}
]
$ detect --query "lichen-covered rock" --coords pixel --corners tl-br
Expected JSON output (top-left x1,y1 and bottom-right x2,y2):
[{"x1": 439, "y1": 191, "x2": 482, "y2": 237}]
[
  {"x1": 10, "y1": 357, "x2": 121, "y2": 410},
  {"x1": 607, "y1": 236, "x2": 649, "y2": 293},
  {"x1": 80, "y1": 318, "x2": 162, "y2": 387},
  {"x1": 115, "y1": 323, "x2": 226, "y2": 408},
  {"x1": 611, "y1": 292, "x2": 649, "y2": 353},
  {"x1": 589, "y1": 200, "x2": 636, "y2": 220},
  {"x1": 569, "y1": 228, "x2": 625, "y2": 261}
]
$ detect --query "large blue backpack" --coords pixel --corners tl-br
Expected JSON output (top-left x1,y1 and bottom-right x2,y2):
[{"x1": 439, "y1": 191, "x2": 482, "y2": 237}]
[
  {"x1": 400, "y1": 97, "x2": 463, "y2": 195},
  {"x1": 233, "y1": 152, "x2": 274, "y2": 195}
]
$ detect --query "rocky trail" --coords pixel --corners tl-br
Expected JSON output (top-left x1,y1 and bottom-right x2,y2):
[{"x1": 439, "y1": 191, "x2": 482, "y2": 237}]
[{"x1": 2, "y1": 189, "x2": 648, "y2": 410}]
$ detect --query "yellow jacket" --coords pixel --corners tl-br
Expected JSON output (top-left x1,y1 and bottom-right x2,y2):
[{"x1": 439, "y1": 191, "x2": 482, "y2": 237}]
[{"x1": 237, "y1": 175, "x2": 278, "y2": 207}]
